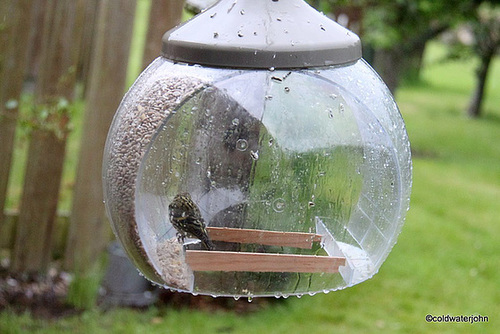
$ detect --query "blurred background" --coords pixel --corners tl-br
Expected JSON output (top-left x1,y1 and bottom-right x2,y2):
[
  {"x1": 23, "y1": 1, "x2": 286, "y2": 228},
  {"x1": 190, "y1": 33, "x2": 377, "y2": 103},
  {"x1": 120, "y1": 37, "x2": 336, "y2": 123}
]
[{"x1": 0, "y1": 0, "x2": 499, "y2": 332}]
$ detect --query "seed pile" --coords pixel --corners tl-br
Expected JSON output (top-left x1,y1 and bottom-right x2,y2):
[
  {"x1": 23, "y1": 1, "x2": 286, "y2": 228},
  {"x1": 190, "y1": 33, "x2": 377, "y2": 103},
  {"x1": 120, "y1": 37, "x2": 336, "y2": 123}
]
[
  {"x1": 156, "y1": 238, "x2": 191, "y2": 290},
  {"x1": 105, "y1": 76, "x2": 203, "y2": 284}
]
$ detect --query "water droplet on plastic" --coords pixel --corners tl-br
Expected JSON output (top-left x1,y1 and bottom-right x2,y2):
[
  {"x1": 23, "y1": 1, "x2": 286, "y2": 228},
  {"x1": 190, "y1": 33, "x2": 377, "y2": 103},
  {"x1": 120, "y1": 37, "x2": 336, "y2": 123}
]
[
  {"x1": 268, "y1": 138, "x2": 274, "y2": 146},
  {"x1": 213, "y1": 32, "x2": 219, "y2": 38},
  {"x1": 297, "y1": 294, "x2": 303, "y2": 298},
  {"x1": 240, "y1": 9, "x2": 245, "y2": 15},
  {"x1": 210, "y1": 12, "x2": 217, "y2": 18},
  {"x1": 284, "y1": 87, "x2": 290, "y2": 93},
  {"x1": 308, "y1": 201, "x2": 315, "y2": 208},
  {"x1": 233, "y1": 296, "x2": 240, "y2": 300},
  {"x1": 272, "y1": 198, "x2": 286, "y2": 212},
  {"x1": 327, "y1": 109, "x2": 334, "y2": 119},
  {"x1": 269, "y1": 67, "x2": 275, "y2": 71},
  {"x1": 339, "y1": 103, "x2": 345, "y2": 115},
  {"x1": 232, "y1": 118, "x2": 240, "y2": 126},
  {"x1": 330, "y1": 93, "x2": 338, "y2": 100},
  {"x1": 236, "y1": 139, "x2": 248, "y2": 151},
  {"x1": 237, "y1": 31, "x2": 244, "y2": 37},
  {"x1": 265, "y1": 95, "x2": 273, "y2": 100},
  {"x1": 250, "y1": 150, "x2": 259, "y2": 160},
  {"x1": 195, "y1": 157, "x2": 202, "y2": 165},
  {"x1": 247, "y1": 296, "x2": 253, "y2": 302}
]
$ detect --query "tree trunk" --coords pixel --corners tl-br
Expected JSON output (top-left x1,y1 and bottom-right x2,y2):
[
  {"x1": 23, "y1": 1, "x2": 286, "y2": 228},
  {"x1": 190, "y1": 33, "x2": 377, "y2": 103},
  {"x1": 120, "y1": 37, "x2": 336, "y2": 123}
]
[
  {"x1": 373, "y1": 47, "x2": 404, "y2": 94},
  {"x1": 467, "y1": 51, "x2": 494, "y2": 118},
  {"x1": 10, "y1": 0, "x2": 85, "y2": 274},
  {"x1": 64, "y1": 0, "x2": 137, "y2": 272},
  {"x1": 405, "y1": 41, "x2": 426, "y2": 84},
  {"x1": 0, "y1": 0, "x2": 33, "y2": 233},
  {"x1": 372, "y1": 24, "x2": 448, "y2": 93},
  {"x1": 142, "y1": 0, "x2": 185, "y2": 69}
]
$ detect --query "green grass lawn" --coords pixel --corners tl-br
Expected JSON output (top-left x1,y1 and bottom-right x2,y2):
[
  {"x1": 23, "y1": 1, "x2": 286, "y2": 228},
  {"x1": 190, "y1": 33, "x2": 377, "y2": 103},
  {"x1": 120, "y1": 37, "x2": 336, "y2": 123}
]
[{"x1": 2, "y1": 37, "x2": 499, "y2": 334}]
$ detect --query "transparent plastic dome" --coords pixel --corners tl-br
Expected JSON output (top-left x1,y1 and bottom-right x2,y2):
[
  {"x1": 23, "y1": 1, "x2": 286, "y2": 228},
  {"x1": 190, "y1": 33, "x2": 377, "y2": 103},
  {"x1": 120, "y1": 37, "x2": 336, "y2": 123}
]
[{"x1": 103, "y1": 57, "x2": 411, "y2": 297}]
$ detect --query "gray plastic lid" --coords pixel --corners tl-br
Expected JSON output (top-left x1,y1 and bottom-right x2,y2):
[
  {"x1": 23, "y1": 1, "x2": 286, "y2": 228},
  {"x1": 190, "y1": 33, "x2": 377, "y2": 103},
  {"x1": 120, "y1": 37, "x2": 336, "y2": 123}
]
[{"x1": 162, "y1": 0, "x2": 362, "y2": 69}]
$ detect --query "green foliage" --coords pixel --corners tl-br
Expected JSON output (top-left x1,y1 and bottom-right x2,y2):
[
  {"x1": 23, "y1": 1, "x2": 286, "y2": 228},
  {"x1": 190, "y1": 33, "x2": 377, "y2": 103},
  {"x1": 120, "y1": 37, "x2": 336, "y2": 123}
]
[
  {"x1": 18, "y1": 95, "x2": 75, "y2": 140},
  {"x1": 315, "y1": 0, "x2": 484, "y2": 49},
  {"x1": 66, "y1": 258, "x2": 107, "y2": 310}
]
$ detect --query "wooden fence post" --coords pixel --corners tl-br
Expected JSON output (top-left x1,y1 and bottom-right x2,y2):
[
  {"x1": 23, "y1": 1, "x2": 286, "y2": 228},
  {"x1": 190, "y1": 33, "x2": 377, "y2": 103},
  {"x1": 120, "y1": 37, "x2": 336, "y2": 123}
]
[
  {"x1": 142, "y1": 0, "x2": 185, "y2": 69},
  {"x1": 0, "y1": 0, "x2": 33, "y2": 231},
  {"x1": 10, "y1": 0, "x2": 85, "y2": 274},
  {"x1": 77, "y1": 0, "x2": 99, "y2": 92},
  {"x1": 25, "y1": 0, "x2": 47, "y2": 84},
  {"x1": 64, "y1": 0, "x2": 137, "y2": 272}
]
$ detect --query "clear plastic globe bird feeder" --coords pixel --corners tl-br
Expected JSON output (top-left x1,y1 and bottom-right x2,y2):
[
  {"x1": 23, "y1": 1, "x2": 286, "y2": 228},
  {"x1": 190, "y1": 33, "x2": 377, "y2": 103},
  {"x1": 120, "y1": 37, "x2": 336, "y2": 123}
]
[{"x1": 103, "y1": 0, "x2": 411, "y2": 298}]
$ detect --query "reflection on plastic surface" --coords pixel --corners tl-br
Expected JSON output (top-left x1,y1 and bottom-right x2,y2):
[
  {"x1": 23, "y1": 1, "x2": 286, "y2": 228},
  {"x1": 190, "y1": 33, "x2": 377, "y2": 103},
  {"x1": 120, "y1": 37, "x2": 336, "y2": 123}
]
[{"x1": 103, "y1": 58, "x2": 411, "y2": 297}]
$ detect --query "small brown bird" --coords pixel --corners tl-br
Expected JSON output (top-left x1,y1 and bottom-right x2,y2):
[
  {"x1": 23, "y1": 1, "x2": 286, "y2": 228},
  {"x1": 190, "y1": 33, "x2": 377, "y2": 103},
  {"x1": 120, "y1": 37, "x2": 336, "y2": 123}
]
[{"x1": 168, "y1": 193, "x2": 214, "y2": 250}]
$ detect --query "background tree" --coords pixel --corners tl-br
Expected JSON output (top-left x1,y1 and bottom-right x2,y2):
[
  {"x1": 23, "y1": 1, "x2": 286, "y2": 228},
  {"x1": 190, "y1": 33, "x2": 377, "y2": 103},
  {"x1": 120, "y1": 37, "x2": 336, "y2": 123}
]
[
  {"x1": 317, "y1": 0, "x2": 487, "y2": 92},
  {"x1": 467, "y1": 3, "x2": 500, "y2": 118}
]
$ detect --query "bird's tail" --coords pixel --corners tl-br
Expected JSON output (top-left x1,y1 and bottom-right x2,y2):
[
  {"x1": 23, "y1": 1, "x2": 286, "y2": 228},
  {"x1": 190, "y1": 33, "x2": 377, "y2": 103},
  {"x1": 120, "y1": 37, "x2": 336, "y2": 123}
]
[{"x1": 201, "y1": 237, "x2": 215, "y2": 251}]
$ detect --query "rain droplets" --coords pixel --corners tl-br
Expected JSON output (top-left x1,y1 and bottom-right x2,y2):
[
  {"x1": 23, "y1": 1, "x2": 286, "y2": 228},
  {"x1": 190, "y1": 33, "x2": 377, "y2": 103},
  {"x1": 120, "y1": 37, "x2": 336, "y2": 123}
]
[
  {"x1": 272, "y1": 198, "x2": 286, "y2": 213},
  {"x1": 250, "y1": 150, "x2": 259, "y2": 160},
  {"x1": 236, "y1": 139, "x2": 248, "y2": 151},
  {"x1": 339, "y1": 103, "x2": 345, "y2": 115}
]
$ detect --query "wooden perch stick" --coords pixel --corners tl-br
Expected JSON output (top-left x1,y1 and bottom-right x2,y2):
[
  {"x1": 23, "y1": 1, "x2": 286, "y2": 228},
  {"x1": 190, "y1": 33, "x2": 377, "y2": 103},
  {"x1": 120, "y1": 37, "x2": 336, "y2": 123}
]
[
  {"x1": 207, "y1": 227, "x2": 322, "y2": 249},
  {"x1": 185, "y1": 250, "x2": 345, "y2": 273}
]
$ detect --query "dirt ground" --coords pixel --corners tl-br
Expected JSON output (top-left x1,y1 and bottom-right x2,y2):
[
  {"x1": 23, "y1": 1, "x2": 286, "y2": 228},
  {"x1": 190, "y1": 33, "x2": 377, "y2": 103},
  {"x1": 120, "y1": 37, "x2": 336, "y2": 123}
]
[{"x1": 0, "y1": 261, "x2": 271, "y2": 319}]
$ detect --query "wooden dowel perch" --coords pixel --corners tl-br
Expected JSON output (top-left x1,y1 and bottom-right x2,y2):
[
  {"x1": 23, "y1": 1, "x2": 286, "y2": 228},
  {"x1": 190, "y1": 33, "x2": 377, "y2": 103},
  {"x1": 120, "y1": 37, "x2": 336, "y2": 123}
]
[
  {"x1": 186, "y1": 251, "x2": 345, "y2": 273},
  {"x1": 207, "y1": 227, "x2": 322, "y2": 249},
  {"x1": 181, "y1": 227, "x2": 346, "y2": 273}
]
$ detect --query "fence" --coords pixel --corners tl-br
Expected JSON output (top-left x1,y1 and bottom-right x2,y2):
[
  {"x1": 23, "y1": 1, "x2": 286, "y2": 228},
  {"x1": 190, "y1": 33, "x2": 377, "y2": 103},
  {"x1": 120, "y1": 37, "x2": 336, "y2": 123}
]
[{"x1": 0, "y1": 0, "x2": 185, "y2": 276}]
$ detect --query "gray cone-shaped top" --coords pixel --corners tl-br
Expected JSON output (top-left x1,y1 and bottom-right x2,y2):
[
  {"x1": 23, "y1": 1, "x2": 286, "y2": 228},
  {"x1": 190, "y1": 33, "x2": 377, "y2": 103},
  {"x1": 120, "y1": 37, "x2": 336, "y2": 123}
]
[{"x1": 162, "y1": 0, "x2": 362, "y2": 69}]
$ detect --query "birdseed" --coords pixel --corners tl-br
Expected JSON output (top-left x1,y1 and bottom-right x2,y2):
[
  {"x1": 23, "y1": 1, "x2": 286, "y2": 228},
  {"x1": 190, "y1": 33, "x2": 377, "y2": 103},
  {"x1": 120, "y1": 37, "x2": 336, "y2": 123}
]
[{"x1": 105, "y1": 74, "x2": 203, "y2": 285}]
